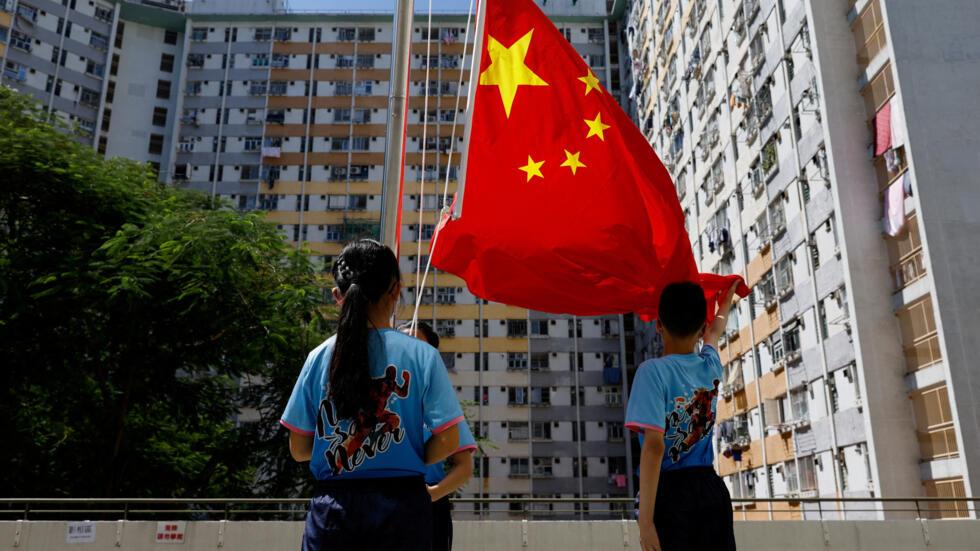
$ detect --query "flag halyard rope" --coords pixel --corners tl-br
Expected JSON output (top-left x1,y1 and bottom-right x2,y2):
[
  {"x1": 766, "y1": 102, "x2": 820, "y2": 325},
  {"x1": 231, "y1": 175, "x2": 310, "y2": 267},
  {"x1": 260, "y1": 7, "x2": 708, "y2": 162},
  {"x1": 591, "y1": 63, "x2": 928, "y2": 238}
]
[{"x1": 410, "y1": 0, "x2": 479, "y2": 334}]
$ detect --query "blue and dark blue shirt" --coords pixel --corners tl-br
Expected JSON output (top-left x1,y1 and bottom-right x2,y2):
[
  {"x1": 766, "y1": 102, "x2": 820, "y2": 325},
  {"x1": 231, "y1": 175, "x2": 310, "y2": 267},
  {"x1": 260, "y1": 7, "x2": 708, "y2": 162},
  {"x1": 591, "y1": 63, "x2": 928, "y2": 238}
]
[
  {"x1": 625, "y1": 345, "x2": 723, "y2": 472},
  {"x1": 280, "y1": 329, "x2": 464, "y2": 480}
]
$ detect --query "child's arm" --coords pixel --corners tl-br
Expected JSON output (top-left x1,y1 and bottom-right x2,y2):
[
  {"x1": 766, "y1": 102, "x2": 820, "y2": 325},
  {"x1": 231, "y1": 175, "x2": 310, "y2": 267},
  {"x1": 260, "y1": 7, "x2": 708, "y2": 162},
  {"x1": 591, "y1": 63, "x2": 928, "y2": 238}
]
[
  {"x1": 288, "y1": 432, "x2": 314, "y2": 462},
  {"x1": 703, "y1": 281, "x2": 740, "y2": 349},
  {"x1": 424, "y1": 424, "x2": 461, "y2": 465},
  {"x1": 427, "y1": 449, "x2": 476, "y2": 501},
  {"x1": 638, "y1": 430, "x2": 666, "y2": 551}
]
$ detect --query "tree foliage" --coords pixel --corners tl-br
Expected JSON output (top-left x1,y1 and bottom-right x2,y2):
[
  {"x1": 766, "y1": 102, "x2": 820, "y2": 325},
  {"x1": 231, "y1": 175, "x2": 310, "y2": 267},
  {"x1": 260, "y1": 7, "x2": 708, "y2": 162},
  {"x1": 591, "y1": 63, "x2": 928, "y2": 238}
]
[{"x1": 0, "y1": 87, "x2": 329, "y2": 497}]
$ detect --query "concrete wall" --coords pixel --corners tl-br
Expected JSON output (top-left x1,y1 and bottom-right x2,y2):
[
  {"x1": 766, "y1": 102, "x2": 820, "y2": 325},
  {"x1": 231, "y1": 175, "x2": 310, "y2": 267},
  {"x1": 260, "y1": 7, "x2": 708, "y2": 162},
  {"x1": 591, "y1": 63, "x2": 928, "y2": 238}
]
[
  {"x1": 882, "y1": 0, "x2": 980, "y2": 498},
  {"x1": 3, "y1": 520, "x2": 980, "y2": 550},
  {"x1": 807, "y1": 0, "x2": 922, "y2": 501}
]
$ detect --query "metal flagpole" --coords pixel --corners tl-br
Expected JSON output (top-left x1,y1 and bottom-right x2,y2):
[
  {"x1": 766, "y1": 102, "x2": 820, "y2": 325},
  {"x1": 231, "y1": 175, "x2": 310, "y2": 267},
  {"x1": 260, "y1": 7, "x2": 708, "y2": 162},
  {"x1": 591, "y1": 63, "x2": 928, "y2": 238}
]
[
  {"x1": 450, "y1": 0, "x2": 486, "y2": 220},
  {"x1": 381, "y1": 0, "x2": 416, "y2": 253}
]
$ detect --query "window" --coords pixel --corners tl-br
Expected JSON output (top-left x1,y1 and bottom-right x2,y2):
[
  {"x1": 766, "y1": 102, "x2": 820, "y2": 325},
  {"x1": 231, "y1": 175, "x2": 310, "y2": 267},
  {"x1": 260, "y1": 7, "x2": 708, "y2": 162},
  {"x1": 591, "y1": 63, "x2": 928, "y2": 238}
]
[
  {"x1": 530, "y1": 387, "x2": 550, "y2": 406},
  {"x1": 508, "y1": 387, "x2": 527, "y2": 405},
  {"x1": 529, "y1": 319, "x2": 549, "y2": 337},
  {"x1": 243, "y1": 136, "x2": 262, "y2": 152},
  {"x1": 604, "y1": 386, "x2": 623, "y2": 406},
  {"x1": 164, "y1": 30, "x2": 178, "y2": 44},
  {"x1": 509, "y1": 457, "x2": 529, "y2": 477},
  {"x1": 156, "y1": 79, "x2": 171, "y2": 99},
  {"x1": 271, "y1": 53, "x2": 289, "y2": 68},
  {"x1": 508, "y1": 422, "x2": 529, "y2": 441},
  {"x1": 337, "y1": 27, "x2": 356, "y2": 41},
  {"x1": 358, "y1": 28, "x2": 375, "y2": 41},
  {"x1": 269, "y1": 81, "x2": 287, "y2": 95},
  {"x1": 775, "y1": 256, "x2": 794, "y2": 293},
  {"x1": 90, "y1": 32, "x2": 109, "y2": 51},
  {"x1": 532, "y1": 457, "x2": 554, "y2": 477},
  {"x1": 148, "y1": 134, "x2": 164, "y2": 155},
  {"x1": 607, "y1": 422, "x2": 624, "y2": 441},
  {"x1": 506, "y1": 319, "x2": 527, "y2": 338},
  {"x1": 10, "y1": 30, "x2": 31, "y2": 52},
  {"x1": 152, "y1": 107, "x2": 168, "y2": 127},
  {"x1": 912, "y1": 384, "x2": 958, "y2": 461},
  {"x1": 436, "y1": 287, "x2": 456, "y2": 305},
  {"x1": 429, "y1": 319, "x2": 453, "y2": 339},
  {"x1": 784, "y1": 460, "x2": 800, "y2": 493},
  {"x1": 241, "y1": 165, "x2": 261, "y2": 180},
  {"x1": 532, "y1": 422, "x2": 551, "y2": 440},
  {"x1": 507, "y1": 353, "x2": 528, "y2": 371},
  {"x1": 79, "y1": 87, "x2": 100, "y2": 108},
  {"x1": 530, "y1": 353, "x2": 549, "y2": 371},
  {"x1": 160, "y1": 53, "x2": 175, "y2": 72},
  {"x1": 254, "y1": 27, "x2": 272, "y2": 41},
  {"x1": 274, "y1": 27, "x2": 292, "y2": 41},
  {"x1": 191, "y1": 27, "x2": 208, "y2": 41},
  {"x1": 852, "y1": 0, "x2": 887, "y2": 65},
  {"x1": 790, "y1": 387, "x2": 809, "y2": 422},
  {"x1": 85, "y1": 60, "x2": 105, "y2": 78}
]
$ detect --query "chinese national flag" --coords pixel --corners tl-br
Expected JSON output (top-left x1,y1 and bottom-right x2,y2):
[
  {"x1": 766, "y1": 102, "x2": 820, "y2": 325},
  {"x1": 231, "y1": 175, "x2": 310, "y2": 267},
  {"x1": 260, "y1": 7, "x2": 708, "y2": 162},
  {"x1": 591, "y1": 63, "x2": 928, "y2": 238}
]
[{"x1": 431, "y1": 0, "x2": 744, "y2": 318}]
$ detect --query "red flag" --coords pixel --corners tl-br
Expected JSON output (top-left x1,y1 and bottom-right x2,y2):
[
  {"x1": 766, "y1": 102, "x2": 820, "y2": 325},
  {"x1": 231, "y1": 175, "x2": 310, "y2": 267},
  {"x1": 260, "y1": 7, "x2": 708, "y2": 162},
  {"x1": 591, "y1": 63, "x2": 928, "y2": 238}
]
[
  {"x1": 431, "y1": 0, "x2": 747, "y2": 318},
  {"x1": 700, "y1": 273, "x2": 750, "y2": 324}
]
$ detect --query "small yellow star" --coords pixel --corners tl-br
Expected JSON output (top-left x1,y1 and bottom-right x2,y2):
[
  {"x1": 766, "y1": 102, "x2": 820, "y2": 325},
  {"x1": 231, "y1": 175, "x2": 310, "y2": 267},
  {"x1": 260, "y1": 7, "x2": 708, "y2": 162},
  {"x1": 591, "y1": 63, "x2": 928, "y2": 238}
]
[
  {"x1": 577, "y1": 69, "x2": 602, "y2": 96},
  {"x1": 560, "y1": 149, "x2": 586, "y2": 175},
  {"x1": 518, "y1": 155, "x2": 545, "y2": 182},
  {"x1": 584, "y1": 112, "x2": 611, "y2": 141}
]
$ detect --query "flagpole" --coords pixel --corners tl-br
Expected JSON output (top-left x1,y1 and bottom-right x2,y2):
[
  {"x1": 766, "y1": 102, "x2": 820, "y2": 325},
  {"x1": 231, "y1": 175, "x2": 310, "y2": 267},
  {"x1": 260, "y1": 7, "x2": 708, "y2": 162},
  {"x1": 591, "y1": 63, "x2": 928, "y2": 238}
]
[
  {"x1": 381, "y1": 0, "x2": 416, "y2": 253},
  {"x1": 451, "y1": 0, "x2": 487, "y2": 219}
]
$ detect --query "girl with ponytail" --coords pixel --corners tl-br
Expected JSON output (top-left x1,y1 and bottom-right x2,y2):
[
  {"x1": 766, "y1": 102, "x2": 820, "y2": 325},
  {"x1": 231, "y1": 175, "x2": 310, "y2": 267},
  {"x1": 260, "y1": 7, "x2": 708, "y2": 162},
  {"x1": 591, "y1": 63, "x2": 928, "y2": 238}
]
[{"x1": 280, "y1": 239, "x2": 463, "y2": 551}]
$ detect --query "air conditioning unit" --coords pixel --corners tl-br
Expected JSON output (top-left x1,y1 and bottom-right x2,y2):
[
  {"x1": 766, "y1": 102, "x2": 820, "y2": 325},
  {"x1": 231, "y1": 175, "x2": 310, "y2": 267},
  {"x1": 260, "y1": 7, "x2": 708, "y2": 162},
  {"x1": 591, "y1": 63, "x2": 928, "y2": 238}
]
[
  {"x1": 765, "y1": 297, "x2": 778, "y2": 311},
  {"x1": 785, "y1": 350, "x2": 801, "y2": 363},
  {"x1": 778, "y1": 285, "x2": 794, "y2": 299},
  {"x1": 773, "y1": 359, "x2": 787, "y2": 373}
]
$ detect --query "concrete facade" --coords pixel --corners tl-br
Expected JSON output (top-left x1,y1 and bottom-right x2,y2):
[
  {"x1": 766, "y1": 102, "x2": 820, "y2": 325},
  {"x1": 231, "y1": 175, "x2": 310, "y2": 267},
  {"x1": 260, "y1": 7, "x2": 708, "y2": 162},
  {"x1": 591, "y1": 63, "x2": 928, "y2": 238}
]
[{"x1": 623, "y1": 0, "x2": 976, "y2": 519}]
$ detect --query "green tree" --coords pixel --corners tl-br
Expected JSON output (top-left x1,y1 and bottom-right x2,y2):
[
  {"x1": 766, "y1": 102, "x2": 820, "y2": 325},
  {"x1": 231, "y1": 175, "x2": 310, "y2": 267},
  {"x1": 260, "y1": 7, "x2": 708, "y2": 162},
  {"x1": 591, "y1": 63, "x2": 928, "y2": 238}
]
[{"x1": 0, "y1": 86, "x2": 329, "y2": 497}]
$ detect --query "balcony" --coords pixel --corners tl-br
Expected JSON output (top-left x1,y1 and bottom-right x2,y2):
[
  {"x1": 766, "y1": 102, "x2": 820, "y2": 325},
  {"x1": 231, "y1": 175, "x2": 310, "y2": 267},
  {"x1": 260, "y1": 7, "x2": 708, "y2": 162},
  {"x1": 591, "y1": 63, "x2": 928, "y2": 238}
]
[
  {"x1": 888, "y1": 214, "x2": 926, "y2": 291},
  {"x1": 904, "y1": 331, "x2": 942, "y2": 374}
]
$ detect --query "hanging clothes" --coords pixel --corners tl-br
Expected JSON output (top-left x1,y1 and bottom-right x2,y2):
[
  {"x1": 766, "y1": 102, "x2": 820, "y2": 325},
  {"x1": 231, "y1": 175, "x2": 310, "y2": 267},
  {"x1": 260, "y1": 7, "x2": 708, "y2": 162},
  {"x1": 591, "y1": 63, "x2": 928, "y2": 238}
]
[
  {"x1": 884, "y1": 149, "x2": 900, "y2": 173},
  {"x1": 902, "y1": 171, "x2": 913, "y2": 196},
  {"x1": 883, "y1": 178, "x2": 906, "y2": 237},
  {"x1": 890, "y1": 95, "x2": 907, "y2": 149},
  {"x1": 874, "y1": 101, "x2": 892, "y2": 157},
  {"x1": 614, "y1": 474, "x2": 627, "y2": 488}
]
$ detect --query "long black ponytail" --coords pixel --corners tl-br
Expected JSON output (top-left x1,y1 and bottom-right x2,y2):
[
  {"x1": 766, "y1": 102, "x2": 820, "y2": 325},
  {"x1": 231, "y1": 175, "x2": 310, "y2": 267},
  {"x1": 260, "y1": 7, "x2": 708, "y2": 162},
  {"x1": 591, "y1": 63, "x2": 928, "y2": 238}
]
[{"x1": 329, "y1": 239, "x2": 401, "y2": 420}]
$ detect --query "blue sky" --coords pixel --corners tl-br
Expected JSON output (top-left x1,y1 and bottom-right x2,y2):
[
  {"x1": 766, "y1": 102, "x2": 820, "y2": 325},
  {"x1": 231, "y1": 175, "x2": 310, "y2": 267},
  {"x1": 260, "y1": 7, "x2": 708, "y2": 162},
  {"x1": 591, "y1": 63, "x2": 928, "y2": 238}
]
[{"x1": 287, "y1": 0, "x2": 472, "y2": 12}]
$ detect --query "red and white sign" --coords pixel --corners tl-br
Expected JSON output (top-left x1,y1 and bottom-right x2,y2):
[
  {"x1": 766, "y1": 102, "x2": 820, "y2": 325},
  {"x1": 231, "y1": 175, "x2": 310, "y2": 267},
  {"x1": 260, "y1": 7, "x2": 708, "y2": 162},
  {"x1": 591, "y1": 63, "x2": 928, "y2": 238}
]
[{"x1": 155, "y1": 522, "x2": 186, "y2": 545}]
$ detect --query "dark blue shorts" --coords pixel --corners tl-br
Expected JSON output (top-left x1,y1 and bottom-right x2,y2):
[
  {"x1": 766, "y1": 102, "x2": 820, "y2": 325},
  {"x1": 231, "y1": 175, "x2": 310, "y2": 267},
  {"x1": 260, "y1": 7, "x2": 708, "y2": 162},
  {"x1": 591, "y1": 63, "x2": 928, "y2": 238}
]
[{"x1": 302, "y1": 476, "x2": 432, "y2": 551}]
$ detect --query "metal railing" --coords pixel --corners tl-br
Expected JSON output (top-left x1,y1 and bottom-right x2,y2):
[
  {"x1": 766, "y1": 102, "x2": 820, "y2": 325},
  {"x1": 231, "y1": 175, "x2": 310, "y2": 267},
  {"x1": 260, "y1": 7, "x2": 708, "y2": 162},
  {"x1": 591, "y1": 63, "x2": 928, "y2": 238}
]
[{"x1": 1, "y1": 497, "x2": 977, "y2": 522}]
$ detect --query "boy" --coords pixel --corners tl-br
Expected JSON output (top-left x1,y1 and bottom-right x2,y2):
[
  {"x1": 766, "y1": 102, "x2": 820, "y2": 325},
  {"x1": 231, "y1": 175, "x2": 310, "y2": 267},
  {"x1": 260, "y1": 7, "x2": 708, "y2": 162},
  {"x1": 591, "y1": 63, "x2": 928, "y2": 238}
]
[
  {"x1": 626, "y1": 281, "x2": 739, "y2": 551},
  {"x1": 398, "y1": 321, "x2": 477, "y2": 551}
]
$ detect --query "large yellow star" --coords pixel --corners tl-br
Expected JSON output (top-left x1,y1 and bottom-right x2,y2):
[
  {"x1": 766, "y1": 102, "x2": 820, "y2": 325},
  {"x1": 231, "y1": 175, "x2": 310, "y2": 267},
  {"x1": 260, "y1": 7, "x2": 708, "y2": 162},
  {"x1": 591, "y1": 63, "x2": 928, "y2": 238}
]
[
  {"x1": 578, "y1": 69, "x2": 602, "y2": 96},
  {"x1": 518, "y1": 155, "x2": 545, "y2": 182},
  {"x1": 479, "y1": 30, "x2": 549, "y2": 118},
  {"x1": 560, "y1": 150, "x2": 586, "y2": 175},
  {"x1": 584, "y1": 112, "x2": 611, "y2": 141}
]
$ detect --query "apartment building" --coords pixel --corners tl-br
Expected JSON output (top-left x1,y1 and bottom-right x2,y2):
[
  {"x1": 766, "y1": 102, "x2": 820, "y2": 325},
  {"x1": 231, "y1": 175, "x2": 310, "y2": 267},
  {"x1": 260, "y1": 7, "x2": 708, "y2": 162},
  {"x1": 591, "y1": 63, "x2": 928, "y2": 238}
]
[
  {"x1": 624, "y1": 0, "x2": 977, "y2": 519},
  {"x1": 1, "y1": 0, "x2": 642, "y2": 516}
]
